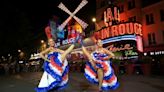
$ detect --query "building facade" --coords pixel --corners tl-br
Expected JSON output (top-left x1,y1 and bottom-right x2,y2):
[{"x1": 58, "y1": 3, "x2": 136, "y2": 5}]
[{"x1": 95, "y1": 0, "x2": 164, "y2": 75}]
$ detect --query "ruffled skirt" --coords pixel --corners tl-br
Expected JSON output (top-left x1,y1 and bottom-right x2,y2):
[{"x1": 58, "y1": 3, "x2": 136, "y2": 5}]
[
  {"x1": 35, "y1": 59, "x2": 69, "y2": 92},
  {"x1": 84, "y1": 61, "x2": 119, "y2": 91}
]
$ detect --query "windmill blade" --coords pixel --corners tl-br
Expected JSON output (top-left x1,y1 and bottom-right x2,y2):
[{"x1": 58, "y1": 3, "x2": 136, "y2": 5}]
[
  {"x1": 57, "y1": 16, "x2": 72, "y2": 31},
  {"x1": 73, "y1": 16, "x2": 88, "y2": 29},
  {"x1": 58, "y1": 0, "x2": 88, "y2": 30},
  {"x1": 58, "y1": 3, "x2": 74, "y2": 17},
  {"x1": 73, "y1": 0, "x2": 88, "y2": 15},
  {"x1": 58, "y1": 0, "x2": 88, "y2": 16}
]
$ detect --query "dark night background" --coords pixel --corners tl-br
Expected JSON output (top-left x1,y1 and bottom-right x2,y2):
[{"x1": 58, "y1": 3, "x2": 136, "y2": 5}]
[{"x1": 0, "y1": 0, "x2": 96, "y2": 56}]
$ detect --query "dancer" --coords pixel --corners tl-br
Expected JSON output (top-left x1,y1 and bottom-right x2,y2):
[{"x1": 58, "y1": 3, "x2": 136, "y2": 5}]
[
  {"x1": 36, "y1": 36, "x2": 79, "y2": 92},
  {"x1": 80, "y1": 37, "x2": 119, "y2": 92}
]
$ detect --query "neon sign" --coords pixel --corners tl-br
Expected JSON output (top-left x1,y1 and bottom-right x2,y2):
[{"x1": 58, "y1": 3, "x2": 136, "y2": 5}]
[
  {"x1": 125, "y1": 50, "x2": 138, "y2": 57},
  {"x1": 94, "y1": 22, "x2": 142, "y2": 40},
  {"x1": 104, "y1": 41, "x2": 139, "y2": 59},
  {"x1": 106, "y1": 44, "x2": 133, "y2": 52},
  {"x1": 103, "y1": 34, "x2": 137, "y2": 44},
  {"x1": 104, "y1": 7, "x2": 120, "y2": 26}
]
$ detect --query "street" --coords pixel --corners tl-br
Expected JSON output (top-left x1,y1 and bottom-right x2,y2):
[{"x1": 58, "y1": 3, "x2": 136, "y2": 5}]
[{"x1": 0, "y1": 72, "x2": 164, "y2": 92}]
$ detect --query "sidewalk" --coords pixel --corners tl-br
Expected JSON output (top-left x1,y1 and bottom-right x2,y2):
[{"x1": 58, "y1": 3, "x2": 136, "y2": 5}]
[
  {"x1": 14, "y1": 72, "x2": 164, "y2": 92},
  {"x1": 121, "y1": 75, "x2": 164, "y2": 92},
  {"x1": 0, "y1": 72, "x2": 164, "y2": 92}
]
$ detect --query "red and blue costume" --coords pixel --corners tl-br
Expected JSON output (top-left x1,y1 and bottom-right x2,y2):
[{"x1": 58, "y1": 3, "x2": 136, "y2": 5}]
[
  {"x1": 84, "y1": 51, "x2": 119, "y2": 91},
  {"x1": 36, "y1": 52, "x2": 69, "y2": 92}
]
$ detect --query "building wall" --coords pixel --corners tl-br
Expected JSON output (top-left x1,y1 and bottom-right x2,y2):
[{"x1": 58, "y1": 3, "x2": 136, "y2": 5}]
[
  {"x1": 118, "y1": 0, "x2": 142, "y2": 22},
  {"x1": 142, "y1": 1, "x2": 164, "y2": 47},
  {"x1": 96, "y1": 0, "x2": 164, "y2": 52}
]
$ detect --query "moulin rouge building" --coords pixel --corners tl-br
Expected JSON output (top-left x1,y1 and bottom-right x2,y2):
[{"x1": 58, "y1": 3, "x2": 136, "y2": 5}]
[{"x1": 94, "y1": 0, "x2": 164, "y2": 75}]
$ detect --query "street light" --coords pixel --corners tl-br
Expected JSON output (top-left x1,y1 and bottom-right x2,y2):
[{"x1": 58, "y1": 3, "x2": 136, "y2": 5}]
[
  {"x1": 40, "y1": 40, "x2": 46, "y2": 51},
  {"x1": 92, "y1": 17, "x2": 96, "y2": 22},
  {"x1": 18, "y1": 49, "x2": 21, "y2": 53},
  {"x1": 91, "y1": 17, "x2": 100, "y2": 31},
  {"x1": 8, "y1": 54, "x2": 10, "y2": 57},
  {"x1": 41, "y1": 40, "x2": 44, "y2": 44},
  {"x1": 90, "y1": 17, "x2": 97, "y2": 36}
]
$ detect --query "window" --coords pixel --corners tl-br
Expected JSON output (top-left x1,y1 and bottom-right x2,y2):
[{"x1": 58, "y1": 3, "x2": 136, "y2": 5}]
[
  {"x1": 128, "y1": 0, "x2": 135, "y2": 10},
  {"x1": 148, "y1": 33, "x2": 156, "y2": 45},
  {"x1": 160, "y1": 9, "x2": 164, "y2": 21},
  {"x1": 146, "y1": 13, "x2": 154, "y2": 25},
  {"x1": 128, "y1": 16, "x2": 136, "y2": 22},
  {"x1": 119, "y1": 5, "x2": 124, "y2": 13},
  {"x1": 152, "y1": 33, "x2": 156, "y2": 44}
]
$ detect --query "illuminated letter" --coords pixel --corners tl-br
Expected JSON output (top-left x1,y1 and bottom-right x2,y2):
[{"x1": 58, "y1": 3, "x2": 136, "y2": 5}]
[
  {"x1": 102, "y1": 27, "x2": 110, "y2": 39},
  {"x1": 127, "y1": 23, "x2": 134, "y2": 34},
  {"x1": 119, "y1": 24, "x2": 126, "y2": 35},
  {"x1": 111, "y1": 25, "x2": 118, "y2": 37},
  {"x1": 134, "y1": 23, "x2": 139, "y2": 35},
  {"x1": 138, "y1": 24, "x2": 143, "y2": 36},
  {"x1": 114, "y1": 7, "x2": 118, "y2": 20},
  {"x1": 94, "y1": 31, "x2": 101, "y2": 40},
  {"x1": 107, "y1": 8, "x2": 113, "y2": 22},
  {"x1": 104, "y1": 11, "x2": 108, "y2": 27},
  {"x1": 134, "y1": 23, "x2": 143, "y2": 36}
]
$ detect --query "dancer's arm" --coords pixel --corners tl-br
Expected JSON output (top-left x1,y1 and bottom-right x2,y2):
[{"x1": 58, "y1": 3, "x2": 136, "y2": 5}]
[
  {"x1": 102, "y1": 48, "x2": 115, "y2": 60},
  {"x1": 39, "y1": 48, "x2": 51, "y2": 62},
  {"x1": 55, "y1": 48, "x2": 64, "y2": 54}
]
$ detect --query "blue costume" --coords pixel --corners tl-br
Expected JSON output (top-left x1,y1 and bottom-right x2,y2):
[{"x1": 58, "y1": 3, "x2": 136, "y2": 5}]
[{"x1": 36, "y1": 52, "x2": 69, "y2": 92}]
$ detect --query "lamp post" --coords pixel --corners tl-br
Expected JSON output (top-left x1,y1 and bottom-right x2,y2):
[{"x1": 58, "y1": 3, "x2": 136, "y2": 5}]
[
  {"x1": 89, "y1": 17, "x2": 97, "y2": 36},
  {"x1": 18, "y1": 49, "x2": 25, "y2": 60},
  {"x1": 40, "y1": 40, "x2": 46, "y2": 51}
]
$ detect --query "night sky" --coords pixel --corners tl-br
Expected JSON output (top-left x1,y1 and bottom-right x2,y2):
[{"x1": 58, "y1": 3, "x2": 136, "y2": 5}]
[{"x1": 0, "y1": 0, "x2": 96, "y2": 56}]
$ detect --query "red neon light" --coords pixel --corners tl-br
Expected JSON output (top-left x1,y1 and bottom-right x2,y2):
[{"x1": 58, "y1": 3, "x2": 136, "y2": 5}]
[
  {"x1": 94, "y1": 22, "x2": 143, "y2": 39},
  {"x1": 45, "y1": 26, "x2": 52, "y2": 39},
  {"x1": 136, "y1": 36, "x2": 143, "y2": 52},
  {"x1": 104, "y1": 7, "x2": 120, "y2": 27},
  {"x1": 119, "y1": 24, "x2": 126, "y2": 35}
]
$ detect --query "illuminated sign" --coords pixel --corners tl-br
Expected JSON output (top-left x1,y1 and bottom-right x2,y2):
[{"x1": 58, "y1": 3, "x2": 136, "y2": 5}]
[
  {"x1": 136, "y1": 36, "x2": 143, "y2": 52},
  {"x1": 103, "y1": 35, "x2": 137, "y2": 44},
  {"x1": 106, "y1": 44, "x2": 133, "y2": 52},
  {"x1": 55, "y1": 38, "x2": 76, "y2": 47},
  {"x1": 102, "y1": 35, "x2": 143, "y2": 52},
  {"x1": 94, "y1": 22, "x2": 142, "y2": 39},
  {"x1": 125, "y1": 50, "x2": 138, "y2": 57},
  {"x1": 145, "y1": 51, "x2": 164, "y2": 56},
  {"x1": 104, "y1": 6, "x2": 120, "y2": 26},
  {"x1": 103, "y1": 40, "x2": 139, "y2": 60}
]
